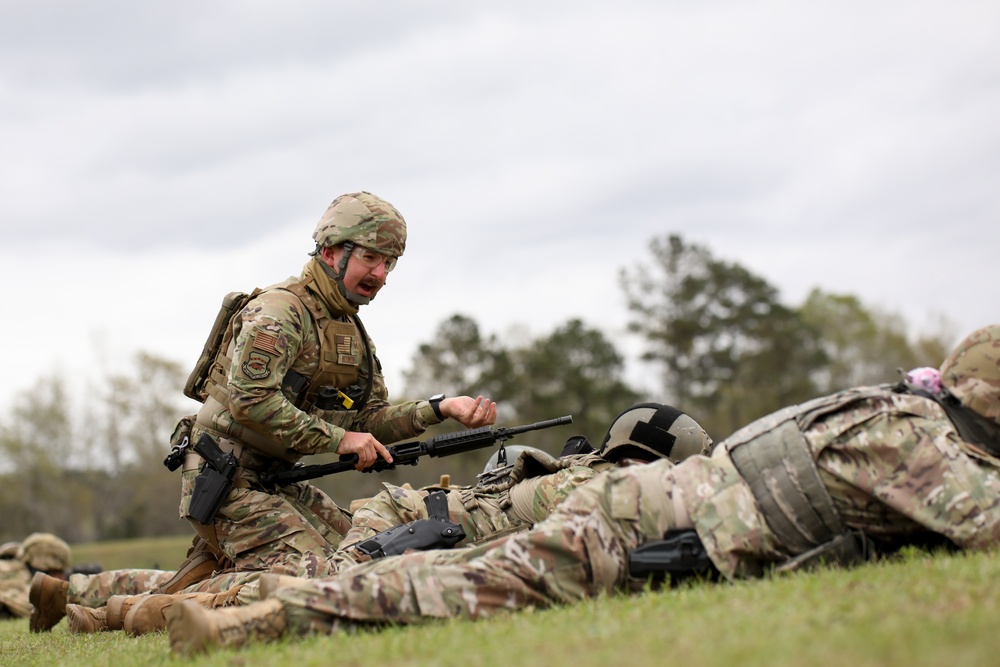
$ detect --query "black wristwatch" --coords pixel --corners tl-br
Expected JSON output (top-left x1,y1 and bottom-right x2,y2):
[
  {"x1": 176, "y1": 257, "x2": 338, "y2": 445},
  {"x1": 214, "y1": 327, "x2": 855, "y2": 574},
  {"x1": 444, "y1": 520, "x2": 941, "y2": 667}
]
[{"x1": 429, "y1": 394, "x2": 446, "y2": 421}]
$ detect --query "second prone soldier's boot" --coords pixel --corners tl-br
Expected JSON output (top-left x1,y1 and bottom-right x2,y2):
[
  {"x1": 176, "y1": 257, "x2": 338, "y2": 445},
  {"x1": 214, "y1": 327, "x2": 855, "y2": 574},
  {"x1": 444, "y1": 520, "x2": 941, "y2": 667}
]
[
  {"x1": 164, "y1": 598, "x2": 288, "y2": 656},
  {"x1": 65, "y1": 593, "x2": 146, "y2": 634},
  {"x1": 65, "y1": 604, "x2": 109, "y2": 633},
  {"x1": 122, "y1": 586, "x2": 245, "y2": 636},
  {"x1": 28, "y1": 572, "x2": 70, "y2": 632}
]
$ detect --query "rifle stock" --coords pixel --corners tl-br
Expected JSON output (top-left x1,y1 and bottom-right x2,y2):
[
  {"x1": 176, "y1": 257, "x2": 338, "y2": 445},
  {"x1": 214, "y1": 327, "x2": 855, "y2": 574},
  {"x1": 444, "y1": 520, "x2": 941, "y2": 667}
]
[{"x1": 259, "y1": 415, "x2": 573, "y2": 486}]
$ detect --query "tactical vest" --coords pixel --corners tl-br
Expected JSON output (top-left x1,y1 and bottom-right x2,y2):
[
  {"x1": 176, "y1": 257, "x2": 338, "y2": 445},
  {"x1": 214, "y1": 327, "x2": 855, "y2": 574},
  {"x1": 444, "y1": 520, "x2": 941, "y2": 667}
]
[
  {"x1": 720, "y1": 385, "x2": 899, "y2": 567},
  {"x1": 189, "y1": 275, "x2": 373, "y2": 464}
]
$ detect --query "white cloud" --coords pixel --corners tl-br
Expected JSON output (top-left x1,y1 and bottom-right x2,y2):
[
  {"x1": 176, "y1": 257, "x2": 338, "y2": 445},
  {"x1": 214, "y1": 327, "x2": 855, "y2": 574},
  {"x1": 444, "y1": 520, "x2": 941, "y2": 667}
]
[{"x1": 1, "y1": 1, "x2": 999, "y2": 412}]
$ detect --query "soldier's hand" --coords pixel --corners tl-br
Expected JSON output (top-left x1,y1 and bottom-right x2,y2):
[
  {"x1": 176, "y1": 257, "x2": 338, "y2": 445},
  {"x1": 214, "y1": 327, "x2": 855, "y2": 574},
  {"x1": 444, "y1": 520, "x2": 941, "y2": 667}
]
[
  {"x1": 441, "y1": 395, "x2": 498, "y2": 428},
  {"x1": 338, "y1": 431, "x2": 393, "y2": 471}
]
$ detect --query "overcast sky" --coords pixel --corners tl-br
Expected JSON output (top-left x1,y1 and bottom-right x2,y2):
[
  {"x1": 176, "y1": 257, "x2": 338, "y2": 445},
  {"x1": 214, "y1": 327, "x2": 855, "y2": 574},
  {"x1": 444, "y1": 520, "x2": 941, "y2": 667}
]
[{"x1": 1, "y1": 1, "x2": 998, "y2": 414}]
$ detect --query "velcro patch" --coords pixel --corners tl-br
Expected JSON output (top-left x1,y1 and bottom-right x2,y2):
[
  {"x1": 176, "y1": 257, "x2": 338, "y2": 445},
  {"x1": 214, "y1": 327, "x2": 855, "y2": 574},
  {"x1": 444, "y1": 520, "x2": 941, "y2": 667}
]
[
  {"x1": 335, "y1": 334, "x2": 355, "y2": 356},
  {"x1": 242, "y1": 351, "x2": 272, "y2": 380},
  {"x1": 253, "y1": 330, "x2": 280, "y2": 355}
]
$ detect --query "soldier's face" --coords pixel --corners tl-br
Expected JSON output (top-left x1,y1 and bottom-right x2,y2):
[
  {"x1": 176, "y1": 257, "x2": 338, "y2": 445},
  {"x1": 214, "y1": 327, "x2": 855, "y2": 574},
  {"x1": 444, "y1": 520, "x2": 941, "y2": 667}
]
[{"x1": 321, "y1": 245, "x2": 387, "y2": 301}]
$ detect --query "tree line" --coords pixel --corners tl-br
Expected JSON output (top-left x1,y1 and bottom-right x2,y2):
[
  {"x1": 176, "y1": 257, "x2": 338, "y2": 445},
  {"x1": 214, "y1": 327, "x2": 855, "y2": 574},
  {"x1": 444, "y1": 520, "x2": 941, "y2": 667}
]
[{"x1": 0, "y1": 233, "x2": 956, "y2": 544}]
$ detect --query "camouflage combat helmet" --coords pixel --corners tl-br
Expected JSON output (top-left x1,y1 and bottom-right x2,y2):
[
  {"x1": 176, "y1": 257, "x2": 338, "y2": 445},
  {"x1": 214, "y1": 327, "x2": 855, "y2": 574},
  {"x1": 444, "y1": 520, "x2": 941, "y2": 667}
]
[
  {"x1": 312, "y1": 191, "x2": 407, "y2": 258},
  {"x1": 481, "y1": 445, "x2": 545, "y2": 474},
  {"x1": 16, "y1": 533, "x2": 71, "y2": 572},
  {"x1": 940, "y1": 324, "x2": 1000, "y2": 427},
  {"x1": 599, "y1": 403, "x2": 712, "y2": 463}
]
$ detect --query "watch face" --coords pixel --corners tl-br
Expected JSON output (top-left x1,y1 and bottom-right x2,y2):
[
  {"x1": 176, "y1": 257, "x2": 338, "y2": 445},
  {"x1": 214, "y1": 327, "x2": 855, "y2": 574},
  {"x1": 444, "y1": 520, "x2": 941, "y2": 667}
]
[{"x1": 430, "y1": 394, "x2": 445, "y2": 402}]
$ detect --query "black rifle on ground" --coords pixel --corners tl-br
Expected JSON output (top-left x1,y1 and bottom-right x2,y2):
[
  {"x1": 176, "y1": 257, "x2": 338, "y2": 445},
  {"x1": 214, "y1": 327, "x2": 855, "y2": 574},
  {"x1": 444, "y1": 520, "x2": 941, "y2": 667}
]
[{"x1": 259, "y1": 415, "x2": 573, "y2": 487}]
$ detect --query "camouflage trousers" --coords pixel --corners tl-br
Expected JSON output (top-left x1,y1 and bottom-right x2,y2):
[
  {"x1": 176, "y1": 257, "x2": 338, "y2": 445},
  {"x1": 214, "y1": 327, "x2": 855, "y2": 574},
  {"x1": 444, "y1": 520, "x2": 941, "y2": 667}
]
[
  {"x1": 181, "y1": 471, "x2": 354, "y2": 579},
  {"x1": 272, "y1": 458, "x2": 688, "y2": 633},
  {"x1": 340, "y1": 466, "x2": 600, "y2": 551},
  {"x1": 67, "y1": 569, "x2": 177, "y2": 608}
]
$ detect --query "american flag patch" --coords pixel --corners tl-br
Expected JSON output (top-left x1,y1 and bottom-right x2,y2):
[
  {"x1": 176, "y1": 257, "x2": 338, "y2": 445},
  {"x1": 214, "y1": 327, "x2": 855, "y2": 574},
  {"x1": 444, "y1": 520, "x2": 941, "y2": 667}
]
[
  {"x1": 253, "y1": 330, "x2": 280, "y2": 355},
  {"x1": 336, "y1": 334, "x2": 354, "y2": 355}
]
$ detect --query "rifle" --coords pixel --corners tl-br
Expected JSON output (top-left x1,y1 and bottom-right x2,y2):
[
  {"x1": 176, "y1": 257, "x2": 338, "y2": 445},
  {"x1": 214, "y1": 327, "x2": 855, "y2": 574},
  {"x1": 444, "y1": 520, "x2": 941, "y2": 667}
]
[{"x1": 259, "y1": 415, "x2": 573, "y2": 487}]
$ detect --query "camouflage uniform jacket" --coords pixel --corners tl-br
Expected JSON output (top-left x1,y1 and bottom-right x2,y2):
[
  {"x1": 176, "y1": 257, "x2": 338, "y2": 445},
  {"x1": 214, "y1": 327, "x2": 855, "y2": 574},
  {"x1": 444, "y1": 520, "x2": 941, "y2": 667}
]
[
  {"x1": 675, "y1": 385, "x2": 1000, "y2": 579},
  {"x1": 190, "y1": 259, "x2": 439, "y2": 475}
]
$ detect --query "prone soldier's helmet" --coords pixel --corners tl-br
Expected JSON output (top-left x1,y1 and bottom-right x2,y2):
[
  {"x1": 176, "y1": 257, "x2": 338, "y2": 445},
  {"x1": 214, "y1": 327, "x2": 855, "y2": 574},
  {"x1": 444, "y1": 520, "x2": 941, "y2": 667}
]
[
  {"x1": 482, "y1": 445, "x2": 545, "y2": 474},
  {"x1": 312, "y1": 191, "x2": 407, "y2": 259},
  {"x1": 599, "y1": 403, "x2": 712, "y2": 464},
  {"x1": 940, "y1": 324, "x2": 1000, "y2": 427},
  {"x1": 16, "y1": 533, "x2": 71, "y2": 573}
]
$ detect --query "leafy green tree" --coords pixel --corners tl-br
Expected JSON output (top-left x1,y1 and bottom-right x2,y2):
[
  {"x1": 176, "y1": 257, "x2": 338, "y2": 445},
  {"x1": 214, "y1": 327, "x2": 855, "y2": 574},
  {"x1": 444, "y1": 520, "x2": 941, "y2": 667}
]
[
  {"x1": 401, "y1": 314, "x2": 512, "y2": 401},
  {"x1": 798, "y1": 290, "x2": 959, "y2": 392},
  {"x1": 620, "y1": 234, "x2": 826, "y2": 439},
  {"x1": 403, "y1": 315, "x2": 640, "y2": 449},
  {"x1": 510, "y1": 318, "x2": 642, "y2": 444},
  {"x1": 84, "y1": 352, "x2": 191, "y2": 539},
  {"x1": 0, "y1": 375, "x2": 92, "y2": 542}
]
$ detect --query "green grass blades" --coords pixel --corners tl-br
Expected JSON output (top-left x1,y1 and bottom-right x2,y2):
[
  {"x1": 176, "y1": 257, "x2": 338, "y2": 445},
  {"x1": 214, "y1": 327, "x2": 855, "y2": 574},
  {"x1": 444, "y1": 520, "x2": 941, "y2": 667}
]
[{"x1": 2, "y1": 545, "x2": 997, "y2": 667}]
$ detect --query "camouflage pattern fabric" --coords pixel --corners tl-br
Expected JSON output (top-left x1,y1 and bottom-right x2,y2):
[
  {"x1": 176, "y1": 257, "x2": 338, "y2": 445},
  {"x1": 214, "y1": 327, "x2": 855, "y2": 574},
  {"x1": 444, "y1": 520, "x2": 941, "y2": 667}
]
[
  {"x1": 0, "y1": 559, "x2": 32, "y2": 618},
  {"x1": 17, "y1": 533, "x2": 71, "y2": 572},
  {"x1": 182, "y1": 257, "x2": 438, "y2": 580},
  {"x1": 273, "y1": 459, "x2": 686, "y2": 631},
  {"x1": 312, "y1": 192, "x2": 407, "y2": 258},
  {"x1": 263, "y1": 387, "x2": 1000, "y2": 632},
  {"x1": 206, "y1": 258, "x2": 436, "y2": 462},
  {"x1": 66, "y1": 569, "x2": 178, "y2": 609},
  {"x1": 340, "y1": 457, "x2": 617, "y2": 551},
  {"x1": 181, "y1": 470, "x2": 353, "y2": 578}
]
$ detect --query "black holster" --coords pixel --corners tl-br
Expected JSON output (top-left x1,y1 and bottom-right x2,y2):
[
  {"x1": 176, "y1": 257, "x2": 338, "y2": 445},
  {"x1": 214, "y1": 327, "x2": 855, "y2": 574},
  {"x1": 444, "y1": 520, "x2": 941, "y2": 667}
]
[
  {"x1": 355, "y1": 490, "x2": 466, "y2": 558},
  {"x1": 628, "y1": 529, "x2": 718, "y2": 581}
]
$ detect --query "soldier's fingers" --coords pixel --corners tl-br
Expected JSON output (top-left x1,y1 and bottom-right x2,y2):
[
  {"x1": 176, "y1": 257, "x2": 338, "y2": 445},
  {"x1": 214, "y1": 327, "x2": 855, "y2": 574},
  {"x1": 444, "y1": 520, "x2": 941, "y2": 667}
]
[{"x1": 374, "y1": 442, "x2": 393, "y2": 463}]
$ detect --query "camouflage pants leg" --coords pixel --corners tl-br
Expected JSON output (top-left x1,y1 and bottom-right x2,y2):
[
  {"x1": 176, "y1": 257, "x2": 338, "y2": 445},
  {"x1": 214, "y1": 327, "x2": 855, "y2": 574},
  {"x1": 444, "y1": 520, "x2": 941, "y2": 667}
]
[
  {"x1": 209, "y1": 480, "x2": 353, "y2": 579},
  {"x1": 275, "y1": 460, "x2": 684, "y2": 632},
  {"x1": 67, "y1": 569, "x2": 178, "y2": 608}
]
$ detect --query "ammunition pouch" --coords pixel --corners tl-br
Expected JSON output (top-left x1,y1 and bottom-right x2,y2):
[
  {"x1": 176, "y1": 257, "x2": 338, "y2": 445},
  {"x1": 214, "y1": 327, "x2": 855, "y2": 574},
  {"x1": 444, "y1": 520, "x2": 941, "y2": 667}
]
[
  {"x1": 314, "y1": 384, "x2": 365, "y2": 411},
  {"x1": 354, "y1": 490, "x2": 466, "y2": 558}
]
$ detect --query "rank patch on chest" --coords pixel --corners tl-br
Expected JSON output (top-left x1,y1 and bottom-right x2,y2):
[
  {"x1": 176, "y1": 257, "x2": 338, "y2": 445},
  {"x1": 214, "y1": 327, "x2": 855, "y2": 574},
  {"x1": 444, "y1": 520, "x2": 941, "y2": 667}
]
[{"x1": 242, "y1": 351, "x2": 273, "y2": 380}]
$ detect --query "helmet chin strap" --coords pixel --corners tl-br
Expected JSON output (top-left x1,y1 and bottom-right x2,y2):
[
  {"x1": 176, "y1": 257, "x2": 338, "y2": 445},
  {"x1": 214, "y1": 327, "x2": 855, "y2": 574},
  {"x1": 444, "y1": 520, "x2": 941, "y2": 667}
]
[{"x1": 317, "y1": 241, "x2": 372, "y2": 306}]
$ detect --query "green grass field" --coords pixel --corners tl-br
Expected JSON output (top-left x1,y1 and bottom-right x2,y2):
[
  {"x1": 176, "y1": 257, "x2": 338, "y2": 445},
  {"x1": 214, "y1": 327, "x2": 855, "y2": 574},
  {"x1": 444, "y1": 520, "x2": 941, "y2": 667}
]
[{"x1": 1, "y1": 541, "x2": 997, "y2": 667}]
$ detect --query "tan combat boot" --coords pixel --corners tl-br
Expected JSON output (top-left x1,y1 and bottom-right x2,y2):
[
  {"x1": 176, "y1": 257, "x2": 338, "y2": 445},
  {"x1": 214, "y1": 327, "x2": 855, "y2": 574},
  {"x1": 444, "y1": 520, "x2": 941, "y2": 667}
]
[
  {"x1": 65, "y1": 604, "x2": 109, "y2": 633},
  {"x1": 122, "y1": 586, "x2": 244, "y2": 636},
  {"x1": 28, "y1": 572, "x2": 69, "y2": 632},
  {"x1": 164, "y1": 598, "x2": 288, "y2": 656}
]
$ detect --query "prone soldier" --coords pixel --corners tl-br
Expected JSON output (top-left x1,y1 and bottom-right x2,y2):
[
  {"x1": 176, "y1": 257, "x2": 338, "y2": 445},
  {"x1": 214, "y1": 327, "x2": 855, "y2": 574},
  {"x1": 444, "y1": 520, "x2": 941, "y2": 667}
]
[{"x1": 161, "y1": 323, "x2": 1000, "y2": 656}]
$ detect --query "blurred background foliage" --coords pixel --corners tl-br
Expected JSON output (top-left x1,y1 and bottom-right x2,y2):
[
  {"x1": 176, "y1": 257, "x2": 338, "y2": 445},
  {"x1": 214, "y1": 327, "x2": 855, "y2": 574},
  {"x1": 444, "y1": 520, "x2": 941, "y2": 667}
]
[{"x1": 0, "y1": 233, "x2": 957, "y2": 544}]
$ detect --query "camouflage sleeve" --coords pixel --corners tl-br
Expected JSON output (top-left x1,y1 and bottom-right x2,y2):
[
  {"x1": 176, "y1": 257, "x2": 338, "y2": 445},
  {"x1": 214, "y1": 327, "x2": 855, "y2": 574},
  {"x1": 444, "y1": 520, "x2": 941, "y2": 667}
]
[
  {"x1": 343, "y1": 339, "x2": 438, "y2": 445},
  {"x1": 228, "y1": 290, "x2": 434, "y2": 454},
  {"x1": 818, "y1": 412, "x2": 1000, "y2": 550},
  {"x1": 227, "y1": 289, "x2": 339, "y2": 454},
  {"x1": 509, "y1": 467, "x2": 601, "y2": 524}
]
